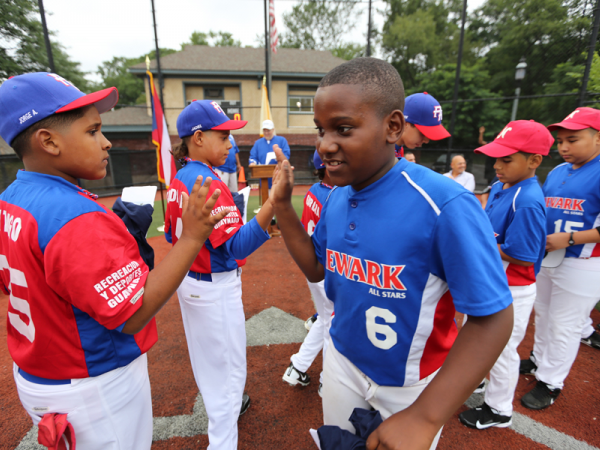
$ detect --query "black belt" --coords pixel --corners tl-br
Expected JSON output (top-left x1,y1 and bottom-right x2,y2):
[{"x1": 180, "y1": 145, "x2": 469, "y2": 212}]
[{"x1": 187, "y1": 271, "x2": 212, "y2": 282}]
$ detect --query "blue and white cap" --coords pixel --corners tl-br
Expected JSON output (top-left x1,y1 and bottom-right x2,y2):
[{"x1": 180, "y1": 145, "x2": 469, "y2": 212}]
[
  {"x1": 0, "y1": 72, "x2": 118, "y2": 145},
  {"x1": 313, "y1": 149, "x2": 325, "y2": 169},
  {"x1": 177, "y1": 100, "x2": 247, "y2": 138},
  {"x1": 404, "y1": 92, "x2": 450, "y2": 141}
]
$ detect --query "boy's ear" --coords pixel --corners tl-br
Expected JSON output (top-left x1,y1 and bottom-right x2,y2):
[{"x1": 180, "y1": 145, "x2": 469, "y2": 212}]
[
  {"x1": 191, "y1": 130, "x2": 204, "y2": 146},
  {"x1": 386, "y1": 110, "x2": 405, "y2": 144},
  {"x1": 528, "y1": 153, "x2": 543, "y2": 170},
  {"x1": 34, "y1": 128, "x2": 62, "y2": 157}
]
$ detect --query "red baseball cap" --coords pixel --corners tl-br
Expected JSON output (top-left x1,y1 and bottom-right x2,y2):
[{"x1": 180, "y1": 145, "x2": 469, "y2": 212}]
[
  {"x1": 547, "y1": 107, "x2": 600, "y2": 131},
  {"x1": 475, "y1": 120, "x2": 554, "y2": 157}
]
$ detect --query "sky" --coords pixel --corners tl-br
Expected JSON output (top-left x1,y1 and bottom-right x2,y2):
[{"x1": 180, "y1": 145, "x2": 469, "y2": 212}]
[{"x1": 41, "y1": 0, "x2": 484, "y2": 82}]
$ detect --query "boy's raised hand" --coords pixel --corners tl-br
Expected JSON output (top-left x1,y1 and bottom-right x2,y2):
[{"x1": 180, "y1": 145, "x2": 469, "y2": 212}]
[
  {"x1": 270, "y1": 144, "x2": 294, "y2": 206},
  {"x1": 180, "y1": 176, "x2": 230, "y2": 245}
]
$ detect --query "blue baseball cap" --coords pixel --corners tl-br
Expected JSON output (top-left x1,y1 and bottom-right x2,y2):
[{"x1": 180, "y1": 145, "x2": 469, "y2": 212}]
[
  {"x1": 177, "y1": 100, "x2": 247, "y2": 138},
  {"x1": 313, "y1": 150, "x2": 325, "y2": 169},
  {"x1": 0, "y1": 72, "x2": 119, "y2": 145},
  {"x1": 404, "y1": 92, "x2": 450, "y2": 140}
]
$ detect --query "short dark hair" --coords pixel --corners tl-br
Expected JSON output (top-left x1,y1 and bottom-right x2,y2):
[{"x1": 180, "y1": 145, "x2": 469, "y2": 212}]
[
  {"x1": 11, "y1": 107, "x2": 87, "y2": 160},
  {"x1": 314, "y1": 167, "x2": 326, "y2": 180},
  {"x1": 319, "y1": 57, "x2": 405, "y2": 118},
  {"x1": 405, "y1": 151, "x2": 415, "y2": 157}
]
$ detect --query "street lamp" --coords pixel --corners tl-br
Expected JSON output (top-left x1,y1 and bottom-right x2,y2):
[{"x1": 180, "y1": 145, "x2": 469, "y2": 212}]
[{"x1": 511, "y1": 57, "x2": 527, "y2": 121}]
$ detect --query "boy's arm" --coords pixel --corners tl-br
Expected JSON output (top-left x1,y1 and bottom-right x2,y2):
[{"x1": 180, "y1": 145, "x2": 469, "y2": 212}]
[
  {"x1": 546, "y1": 228, "x2": 600, "y2": 251},
  {"x1": 366, "y1": 305, "x2": 514, "y2": 450},
  {"x1": 497, "y1": 244, "x2": 533, "y2": 266},
  {"x1": 271, "y1": 146, "x2": 324, "y2": 282},
  {"x1": 122, "y1": 177, "x2": 229, "y2": 334}
]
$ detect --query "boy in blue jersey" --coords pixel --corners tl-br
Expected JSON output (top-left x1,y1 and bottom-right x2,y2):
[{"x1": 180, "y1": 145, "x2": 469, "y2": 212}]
[
  {"x1": 270, "y1": 57, "x2": 514, "y2": 449},
  {"x1": 459, "y1": 120, "x2": 552, "y2": 429},
  {"x1": 520, "y1": 107, "x2": 600, "y2": 410}
]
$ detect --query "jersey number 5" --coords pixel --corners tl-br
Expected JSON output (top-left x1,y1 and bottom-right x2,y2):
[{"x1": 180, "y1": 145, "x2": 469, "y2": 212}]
[
  {"x1": 366, "y1": 306, "x2": 397, "y2": 350},
  {"x1": 0, "y1": 254, "x2": 35, "y2": 342}
]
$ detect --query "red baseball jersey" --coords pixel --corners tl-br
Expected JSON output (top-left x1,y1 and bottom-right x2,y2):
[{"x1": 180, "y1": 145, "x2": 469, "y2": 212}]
[
  {"x1": 0, "y1": 171, "x2": 156, "y2": 380},
  {"x1": 301, "y1": 182, "x2": 333, "y2": 236}
]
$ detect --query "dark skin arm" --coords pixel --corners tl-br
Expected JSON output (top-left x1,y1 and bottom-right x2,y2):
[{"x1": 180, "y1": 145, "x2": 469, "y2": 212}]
[
  {"x1": 498, "y1": 244, "x2": 533, "y2": 267},
  {"x1": 122, "y1": 177, "x2": 229, "y2": 334},
  {"x1": 366, "y1": 304, "x2": 514, "y2": 450},
  {"x1": 270, "y1": 146, "x2": 325, "y2": 282}
]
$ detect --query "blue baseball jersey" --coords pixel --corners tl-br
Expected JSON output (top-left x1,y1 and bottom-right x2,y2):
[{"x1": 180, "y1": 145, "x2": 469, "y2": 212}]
[
  {"x1": 216, "y1": 135, "x2": 239, "y2": 174},
  {"x1": 165, "y1": 161, "x2": 269, "y2": 273},
  {"x1": 485, "y1": 177, "x2": 547, "y2": 286},
  {"x1": 0, "y1": 171, "x2": 156, "y2": 379},
  {"x1": 543, "y1": 155, "x2": 600, "y2": 259},
  {"x1": 312, "y1": 160, "x2": 512, "y2": 387},
  {"x1": 249, "y1": 135, "x2": 291, "y2": 165}
]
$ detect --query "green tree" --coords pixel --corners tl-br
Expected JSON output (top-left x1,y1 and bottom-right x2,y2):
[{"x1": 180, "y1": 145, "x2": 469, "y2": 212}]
[
  {"x1": 182, "y1": 31, "x2": 241, "y2": 49},
  {"x1": 1, "y1": 0, "x2": 91, "y2": 90}
]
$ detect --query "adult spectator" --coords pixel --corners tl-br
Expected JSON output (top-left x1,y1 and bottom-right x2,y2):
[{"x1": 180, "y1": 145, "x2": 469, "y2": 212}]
[
  {"x1": 444, "y1": 154, "x2": 475, "y2": 192},
  {"x1": 214, "y1": 135, "x2": 241, "y2": 192},
  {"x1": 249, "y1": 120, "x2": 291, "y2": 188},
  {"x1": 404, "y1": 151, "x2": 416, "y2": 163}
]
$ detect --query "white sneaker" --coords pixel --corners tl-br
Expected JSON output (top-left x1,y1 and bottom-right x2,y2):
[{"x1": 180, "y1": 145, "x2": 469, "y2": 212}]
[
  {"x1": 473, "y1": 380, "x2": 486, "y2": 394},
  {"x1": 305, "y1": 314, "x2": 318, "y2": 331},
  {"x1": 282, "y1": 363, "x2": 310, "y2": 386}
]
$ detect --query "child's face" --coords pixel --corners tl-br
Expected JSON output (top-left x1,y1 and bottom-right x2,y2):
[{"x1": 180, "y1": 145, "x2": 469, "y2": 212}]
[
  {"x1": 493, "y1": 153, "x2": 540, "y2": 188},
  {"x1": 53, "y1": 106, "x2": 111, "y2": 183},
  {"x1": 399, "y1": 123, "x2": 429, "y2": 148},
  {"x1": 314, "y1": 84, "x2": 404, "y2": 190},
  {"x1": 556, "y1": 128, "x2": 600, "y2": 168},
  {"x1": 193, "y1": 130, "x2": 232, "y2": 167}
]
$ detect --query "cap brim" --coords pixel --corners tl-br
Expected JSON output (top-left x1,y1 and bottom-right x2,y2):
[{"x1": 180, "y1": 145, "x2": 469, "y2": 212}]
[
  {"x1": 212, "y1": 120, "x2": 248, "y2": 131},
  {"x1": 547, "y1": 121, "x2": 590, "y2": 131},
  {"x1": 474, "y1": 142, "x2": 518, "y2": 157},
  {"x1": 56, "y1": 87, "x2": 119, "y2": 114},
  {"x1": 414, "y1": 123, "x2": 451, "y2": 140}
]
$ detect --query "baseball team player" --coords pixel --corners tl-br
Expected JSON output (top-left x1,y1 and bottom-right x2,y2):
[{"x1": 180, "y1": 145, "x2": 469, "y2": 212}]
[
  {"x1": 270, "y1": 57, "x2": 514, "y2": 450},
  {"x1": 0, "y1": 73, "x2": 228, "y2": 449},
  {"x1": 520, "y1": 107, "x2": 600, "y2": 409},
  {"x1": 165, "y1": 100, "x2": 275, "y2": 450},
  {"x1": 214, "y1": 134, "x2": 242, "y2": 192},
  {"x1": 394, "y1": 92, "x2": 451, "y2": 159},
  {"x1": 283, "y1": 150, "x2": 335, "y2": 391},
  {"x1": 459, "y1": 120, "x2": 552, "y2": 429}
]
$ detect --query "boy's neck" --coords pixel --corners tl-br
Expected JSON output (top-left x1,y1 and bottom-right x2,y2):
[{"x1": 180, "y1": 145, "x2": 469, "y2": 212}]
[
  {"x1": 572, "y1": 147, "x2": 600, "y2": 170},
  {"x1": 503, "y1": 172, "x2": 535, "y2": 190},
  {"x1": 23, "y1": 157, "x2": 78, "y2": 186}
]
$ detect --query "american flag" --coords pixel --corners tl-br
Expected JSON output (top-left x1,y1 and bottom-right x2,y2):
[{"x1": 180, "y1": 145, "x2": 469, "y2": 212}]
[{"x1": 269, "y1": 0, "x2": 278, "y2": 53}]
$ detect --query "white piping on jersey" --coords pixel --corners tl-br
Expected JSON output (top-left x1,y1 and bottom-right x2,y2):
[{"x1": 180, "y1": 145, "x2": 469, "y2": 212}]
[
  {"x1": 326, "y1": 186, "x2": 337, "y2": 202},
  {"x1": 547, "y1": 161, "x2": 569, "y2": 176},
  {"x1": 401, "y1": 172, "x2": 441, "y2": 216},
  {"x1": 512, "y1": 187, "x2": 522, "y2": 212},
  {"x1": 581, "y1": 211, "x2": 600, "y2": 258},
  {"x1": 404, "y1": 273, "x2": 449, "y2": 386}
]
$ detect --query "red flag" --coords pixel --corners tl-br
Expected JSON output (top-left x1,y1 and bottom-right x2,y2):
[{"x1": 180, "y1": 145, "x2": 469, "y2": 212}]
[
  {"x1": 147, "y1": 70, "x2": 176, "y2": 188},
  {"x1": 269, "y1": 0, "x2": 278, "y2": 53}
]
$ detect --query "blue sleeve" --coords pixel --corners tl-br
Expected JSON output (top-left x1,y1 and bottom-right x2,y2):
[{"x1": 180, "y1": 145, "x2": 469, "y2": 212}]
[
  {"x1": 165, "y1": 228, "x2": 172, "y2": 244},
  {"x1": 430, "y1": 193, "x2": 512, "y2": 316},
  {"x1": 225, "y1": 217, "x2": 270, "y2": 260},
  {"x1": 501, "y1": 207, "x2": 546, "y2": 263},
  {"x1": 230, "y1": 135, "x2": 240, "y2": 154},
  {"x1": 249, "y1": 141, "x2": 259, "y2": 165},
  {"x1": 281, "y1": 138, "x2": 291, "y2": 159}
]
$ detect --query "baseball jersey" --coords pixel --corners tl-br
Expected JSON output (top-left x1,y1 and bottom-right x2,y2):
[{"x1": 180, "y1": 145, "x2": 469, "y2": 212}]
[
  {"x1": 0, "y1": 171, "x2": 156, "y2": 380},
  {"x1": 249, "y1": 135, "x2": 291, "y2": 165},
  {"x1": 216, "y1": 135, "x2": 239, "y2": 174},
  {"x1": 164, "y1": 160, "x2": 269, "y2": 273},
  {"x1": 485, "y1": 177, "x2": 547, "y2": 286},
  {"x1": 301, "y1": 182, "x2": 333, "y2": 236},
  {"x1": 543, "y1": 155, "x2": 600, "y2": 259},
  {"x1": 395, "y1": 144, "x2": 404, "y2": 158},
  {"x1": 312, "y1": 159, "x2": 512, "y2": 387}
]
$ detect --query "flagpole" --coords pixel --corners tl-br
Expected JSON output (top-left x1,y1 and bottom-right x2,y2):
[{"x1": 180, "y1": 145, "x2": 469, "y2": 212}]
[{"x1": 264, "y1": 0, "x2": 271, "y2": 102}]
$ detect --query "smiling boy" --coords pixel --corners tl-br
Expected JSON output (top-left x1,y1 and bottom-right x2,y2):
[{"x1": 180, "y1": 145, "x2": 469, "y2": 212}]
[
  {"x1": 270, "y1": 58, "x2": 513, "y2": 449},
  {"x1": 459, "y1": 120, "x2": 551, "y2": 429}
]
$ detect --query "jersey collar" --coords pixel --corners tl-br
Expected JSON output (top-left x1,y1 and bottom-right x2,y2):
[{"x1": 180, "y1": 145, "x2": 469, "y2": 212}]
[{"x1": 16, "y1": 170, "x2": 99, "y2": 199}]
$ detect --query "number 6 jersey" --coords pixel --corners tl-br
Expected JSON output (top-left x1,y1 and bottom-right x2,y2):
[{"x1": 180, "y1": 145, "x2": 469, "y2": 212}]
[{"x1": 311, "y1": 160, "x2": 513, "y2": 387}]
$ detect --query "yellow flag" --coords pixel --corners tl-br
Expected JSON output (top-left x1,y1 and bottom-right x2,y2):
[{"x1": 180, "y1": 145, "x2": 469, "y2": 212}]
[{"x1": 259, "y1": 77, "x2": 272, "y2": 137}]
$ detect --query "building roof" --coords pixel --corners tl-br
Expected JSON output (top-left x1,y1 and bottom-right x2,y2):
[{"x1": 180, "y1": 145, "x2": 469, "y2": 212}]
[
  {"x1": 101, "y1": 106, "x2": 153, "y2": 133},
  {"x1": 130, "y1": 46, "x2": 345, "y2": 77},
  {"x1": 0, "y1": 136, "x2": 15, "y2": 155}
]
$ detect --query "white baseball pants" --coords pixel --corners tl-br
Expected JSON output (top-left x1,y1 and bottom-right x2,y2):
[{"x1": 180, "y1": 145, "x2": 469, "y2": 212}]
[
  {"x1": 177, "y1": 270, "x2": 245, "y2": 450},
  {"x1": 290, "y1": 280, "x2": 334, "y2": 384},
  {"x1": 14, "y1": 353, "x2": 152, "y2": 450},
  {"x1": 533, "y1": 257, "x2": 600, "y2": 389},
  {"x1": 214, "y1": 169, "x2": 238, "y2": 193},
  {"x1": 581, "y1": 317, "x2": 595, "y2": 339},
  {"x1": 321, "y1": 340, "x2": 442, "y2": 449},
  {"x1": 484, "y1": 283, "x2": 536, "y2": 416}
]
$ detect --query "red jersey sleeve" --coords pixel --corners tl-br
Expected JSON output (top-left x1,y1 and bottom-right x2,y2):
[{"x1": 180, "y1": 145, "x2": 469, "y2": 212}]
[
  {"x1": 300, "y1": 191, "x2": 323, "y2": 236},
  {"x1": 44, "y1": 211, "x2": 149, "y2": 330}
]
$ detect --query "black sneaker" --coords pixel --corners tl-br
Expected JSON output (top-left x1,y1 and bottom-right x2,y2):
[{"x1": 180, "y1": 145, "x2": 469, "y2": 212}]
[
  {"x1": 459, "y1": 403, "x2": 512, "y2": 429},
  {"x1": 520, "y1": 358, "x2": 537, "y2": 375},
  {"x1": 282, "y1": 363, "x2": 311, "y2": 386},
  {"x1": 581, "y1": 331, "x2": 600, "y2": 349},
  {"x1": 473, "y1": 380, "x2": 486, "y2": 394},
  {"x1": 239, "y1": 393, "x2": 251, "y2": 416},
  {"x1": 305, "y1": 314, "x2": 318, "y2": 331},
  {"x1": 521, "y1": 381, "x2": 561, "y2": 410}
]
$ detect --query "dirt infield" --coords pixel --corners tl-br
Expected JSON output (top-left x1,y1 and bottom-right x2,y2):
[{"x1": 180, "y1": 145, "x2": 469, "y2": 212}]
[{"x1": 1, "y1": 234, "x2": 599, "y2": 449}]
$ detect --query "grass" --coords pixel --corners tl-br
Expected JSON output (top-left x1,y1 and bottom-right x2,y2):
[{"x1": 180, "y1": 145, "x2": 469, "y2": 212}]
[{"x1": 146, "y1": 195, "x2": 305, "y2": 239}]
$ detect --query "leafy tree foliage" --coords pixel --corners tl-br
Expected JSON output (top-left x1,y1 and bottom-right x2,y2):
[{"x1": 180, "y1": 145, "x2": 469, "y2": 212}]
[{"x1": 182, "y1": 31, "x2": 241, "y2": 49}]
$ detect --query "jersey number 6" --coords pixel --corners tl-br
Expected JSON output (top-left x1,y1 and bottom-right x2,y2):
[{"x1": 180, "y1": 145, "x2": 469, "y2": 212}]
[
  {"x1": 366, "y1": 306, "x2": 397, "y2": 350},
  {"x1": 0, "y1": 254, "x2": 35, "y2": 343}
]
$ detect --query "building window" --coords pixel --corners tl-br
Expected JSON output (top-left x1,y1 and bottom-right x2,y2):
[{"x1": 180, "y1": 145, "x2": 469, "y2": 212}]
[
  {"x1": 204, "y1": 87, "x2": 224, "y2": 99},
  {"x1": 288, "y1": 96, "x2": 314, "y2": 114}
]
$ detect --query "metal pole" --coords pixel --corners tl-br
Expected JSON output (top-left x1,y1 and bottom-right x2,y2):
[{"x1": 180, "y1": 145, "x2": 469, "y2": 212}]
[
  {"x1": 366, "y1": 0, "x2": 372, "y2": 57},
  {"x1": 150, "y1": 0, "x2": 165, "y2": 109},
  {"x1": 446, "y1": 0, "x2": 468, "y2": 170},
  {"x1": 264, "y1": 0, "x2": 272, "y2": 102},
  {"x1": 511, "y1": 86, "x2": 521, "y2": 121},
  {"x1": 38, "y1": 0, "x2": 55, "y2": 73},
  {"x1": 579, "y1": 0, "x2": 600, "y2": 106}
]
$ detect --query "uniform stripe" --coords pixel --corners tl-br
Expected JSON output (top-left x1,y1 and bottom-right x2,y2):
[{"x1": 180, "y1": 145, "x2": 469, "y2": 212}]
[
  {"x1": 512, "y1": 187, "x2": 522, "y2": 212},
  {"x1": 401, "y1": 172, "x2": 441, "y2": 215},
  {"x1": 581, "y1": 211, "x2": 600, "y2": 258}
]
